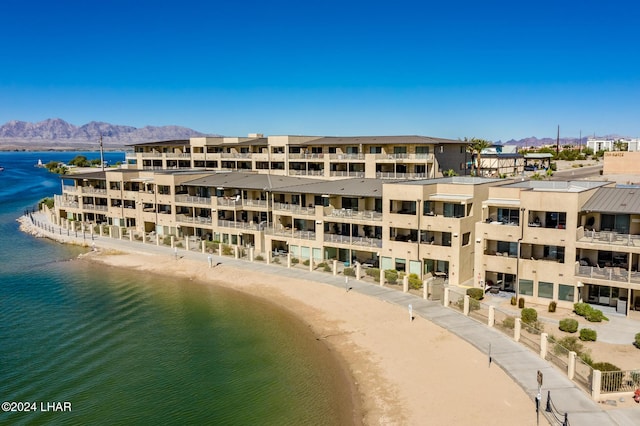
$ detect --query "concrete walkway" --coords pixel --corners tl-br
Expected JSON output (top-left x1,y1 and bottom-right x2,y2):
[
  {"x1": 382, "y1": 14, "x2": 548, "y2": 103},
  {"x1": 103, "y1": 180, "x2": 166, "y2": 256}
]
[{"x1": 23, "y1": 212, "x2": 640, "y2": 425}]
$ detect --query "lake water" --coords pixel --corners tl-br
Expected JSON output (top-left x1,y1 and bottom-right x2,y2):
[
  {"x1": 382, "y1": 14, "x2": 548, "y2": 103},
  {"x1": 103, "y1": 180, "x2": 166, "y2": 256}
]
[{"x1": 0, "y1": 151, "x2": 353, "y2": 425}]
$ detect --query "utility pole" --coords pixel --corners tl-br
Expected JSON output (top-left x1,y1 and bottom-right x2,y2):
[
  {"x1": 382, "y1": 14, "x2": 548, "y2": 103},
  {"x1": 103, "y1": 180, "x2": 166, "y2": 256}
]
[
  {"x1": 99, "y1": 133, "x2": 105, "y2": 171},
  {"x1": 556, "y1": 125, "x2": 560, "y2": 156}
]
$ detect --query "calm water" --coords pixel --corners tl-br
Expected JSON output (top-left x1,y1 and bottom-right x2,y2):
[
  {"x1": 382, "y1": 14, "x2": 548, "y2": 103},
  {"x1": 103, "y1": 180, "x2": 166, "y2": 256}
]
[{"x1": 0, "y1": 152, "x2": 351, "y2": 425}]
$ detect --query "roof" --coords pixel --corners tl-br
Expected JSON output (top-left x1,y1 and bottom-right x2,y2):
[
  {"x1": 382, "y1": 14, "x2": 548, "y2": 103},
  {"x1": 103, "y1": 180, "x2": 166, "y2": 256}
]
[
  {"x1": 183, "y1": 173, "x2": 316, "y2": 191},
  {"x1": 503, "y1": 180, "x2": 608, "y2": 192},
  {"x1": 398, "y1": 176, "x2": 503, "y2": 186},
  {"x1": 292, "y1": 135, "x2": 462, "y2": 146},
  {"x1": 127, "y1": 140, "x2": 190, "y2": 147},
  {"x1": 276, "y1": 178, "x2": 383, "y2": 197},
  {"x1": 581, "y1": 187, "x2": 640, "y2": 214},
  {"x1": 60, "y1": 170, "x2": 107, "y2": 180},
  {"x1": 524, "y1": 153, "x2": 554, "y2": 159}
]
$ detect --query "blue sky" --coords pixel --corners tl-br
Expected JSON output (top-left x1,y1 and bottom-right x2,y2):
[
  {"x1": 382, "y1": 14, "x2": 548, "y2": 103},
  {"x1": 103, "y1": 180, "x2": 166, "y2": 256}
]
[{"x1": 1, "y1": 0, "x2": 638, "y2": 141}]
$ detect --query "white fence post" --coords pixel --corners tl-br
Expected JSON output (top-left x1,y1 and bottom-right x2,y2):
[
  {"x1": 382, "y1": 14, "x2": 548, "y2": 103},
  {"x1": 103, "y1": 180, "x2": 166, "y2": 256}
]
[
  {"x1": 514, "y1": 318, "x2": 521, "y2": 342},
  {"x1": 463, "y1": 295, "x2": 470, "y2": 316},
  {"x1": 568, "y1": 351, "x2": 576, "y2": 380},
  {"x1": 540, "y1": 333, "x2": 548, "y2": 359},
  {"x1": 488, "y1": 305, "x2": 495, "y2": 327},
  {"x1": 443, "y1": 287, "x2": 449, "y2": 307},
  {"x1": 592, "y1": 370, "x2": 602, "y2": 401}
]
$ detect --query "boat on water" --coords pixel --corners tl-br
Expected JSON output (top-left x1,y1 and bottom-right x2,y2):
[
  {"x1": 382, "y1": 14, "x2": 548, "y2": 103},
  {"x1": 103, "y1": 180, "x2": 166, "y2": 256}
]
[
  {"x1": 35, "y1": 159, "x2": 44, "y2": 168},
  {"x1": 0, "y1": 166, "x2": 4, "y2": 172}
]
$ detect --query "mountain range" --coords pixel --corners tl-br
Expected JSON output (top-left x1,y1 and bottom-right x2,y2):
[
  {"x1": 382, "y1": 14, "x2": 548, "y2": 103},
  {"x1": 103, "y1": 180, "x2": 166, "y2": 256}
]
[
  {"x1": 0, "y1": 118, "x2": 210, "y2": 150},
  {"x1": 0, "y1": 118, "x2": 626, "y2": 151}
]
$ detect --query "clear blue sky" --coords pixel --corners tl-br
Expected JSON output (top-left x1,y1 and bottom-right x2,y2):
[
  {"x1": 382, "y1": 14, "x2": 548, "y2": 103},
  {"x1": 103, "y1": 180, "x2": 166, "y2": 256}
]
[{"x1": 1, "y1": 0, "x2": 638, "y2": 141}]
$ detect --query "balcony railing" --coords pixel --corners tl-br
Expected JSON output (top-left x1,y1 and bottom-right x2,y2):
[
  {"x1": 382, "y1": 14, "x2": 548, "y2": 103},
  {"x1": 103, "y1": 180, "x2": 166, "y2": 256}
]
[
  {"x1": 265, "y1": 227, "x2": 316, "y2": 240},
  {"x1": 243, "y1": 199, "x2": 268, "y2": 208},
  {"x1": 288, "y1": 169, "x2": 325, "y2": 176},
  {"x1": 176, "y1": 214, "x2": 212, "y2": 225},
  {"x1": 140, "y1": 152, "x2": 163, "y2": 158},
  {"x1": 376, "y1": 172, "x2": 427, "y2": 179},
  {"x1": 579, "y1": 229, "x2": 640, "y2": 247},
  {"x1": 329, "y1": 171, "x2": 365, "y2": 177},
  {"x1": 83, "y1": 204, "x2": 109, "y2": 212},
  {"x1": 288, "y1": 153, "x2": 325, "y2": 159},
  {"x1": 216, "y1": 198, "x2": 242, "y2": 207},
  {"x1": 221, "y1": 152, "x2": 252, "y2": 158},
  {"x1": 326, "y1": 208, "x2": 383, "y2": 221},
  {"x1": 273, "y1": 202, "x2": 316, "y2": 215},
  {"x1": 217, "y1": 220, "x2": 258, "y2": 230},
  {"x1": 175, "y1": 194, "x2": 211, "y2": 205},
  {"x1": 575, "y1": 264, "x2": 630, "y2": 282},
  {"x1": 373, "y1": 153, "x2": 434, "y2": 161},
  {"x1": 80, "y1": 187, "x2": 107, "y2": 195},
  {"x1": 328, "y1": 153, "x2": 365, "y2": 160},
  {"x1": 323, "y1": 234, "x2": 382, "y2": 248}
]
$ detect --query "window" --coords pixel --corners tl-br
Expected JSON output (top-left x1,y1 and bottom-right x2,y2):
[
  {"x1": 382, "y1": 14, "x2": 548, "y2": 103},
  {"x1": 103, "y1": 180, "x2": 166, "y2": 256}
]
[
  {"x1": 416, "y1": 146, "x2": 430, "y2": 155},
  {"x1": 558, "y1": 284, "x2": 574, "y2": 302},
  {"x1": 497, "y1": 208, "x2": 520, "y2": 225},
  {"x1": 543, "y1": 245, "x2": 565, "y2": 263},
  {"x1": 443, "y1": 203, "x2": 465, "y2": 218},
  {"x1": 328, "y1": 147, "x2": 337, "y2": 154},
  {"x1": 519, "y1": 279, "x2": 534, "y2": 296},
  {"x1": 369, "y1": 146, "x2": 382, "y2": 154},
  {"x1": 538, "y1": 281, "x2": 553, "y2": 299},
  {"x1": 497, "y1": 241, "x2": 517, "y2": 256},
  {"x1": 544, "y1": 211, "x2": 567, "y2": 229},
  {"x1": 462, "y1": 232, "x2": 470, "y2": 246},
  {"x1": 423, "y1": 201, "x2": 434, "y2": 216},
  {"x1": 393, "y1": 146, "x2": 407, "y2": 154}
]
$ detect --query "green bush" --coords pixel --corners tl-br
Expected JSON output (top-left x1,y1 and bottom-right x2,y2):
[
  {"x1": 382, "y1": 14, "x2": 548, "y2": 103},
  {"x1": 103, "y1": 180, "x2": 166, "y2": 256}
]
[
  {"x1": 559, "y1": 318, "x2": 579, "y2": 333},
  {"x1": 408, "y1": 273, "x2": 422, "y2": 290},
  {"x1": 272, "y1": 257, "x2": 280, "y2": 264},
  {"x1": 317, "y1": 262, "x2": 327, "y2": 268},
  {"x1": 454, "y1": 297, "x2": 480, "y2": 312},
  {"x1": 518, "y1": 297, "x2": 525, "y2": 309},
  {"x1": 635, "y1": 333, "x2": 640, "y2": 349},
  {"x1": 553, "y1": 336, "x2": 585, "y2": 357},
  {"x1": 344, "y1": 267, "x2": 356, "y2": 277},
  {"x1": 548, "y1": 301, "x2": 557, "y2": 312},
  {"x1": 466, "y1": 288, "x2": 484, "y2": 300},
  {"x1": 574, "y1": 302, "x2": 593, "y2": 317},
  {"x1": 205, "y1": 241, "x2": 219, "y2": 251},
  {"x1": 323, "y1": 264, "x2": 332, "y2": 272},
  {"x1": 222, "y1": 245, "x2": 233, "y2": 256},
  {"x1": 579, "y1": 328, "x2": 597, "y2": 342},
  {"x1": 510, "y1": 296, "x2": 517, "y2": 306},
  {"x1": 255, "y1": 255, "x2": 264, "y2": 261},
  {"x1": 521, "y1": 308, "x2": 538, "y2": 325},
  {"x1": 384, "y1": 269, "x2": 398, "y2": 285},
  {"x1": 39, "y1": 197, "x2": 55, "y2": 209},
  {"x1": 502, "y1": 316, "x2": 515, "y2": 329},
  {"x1": 593, "y1": 362, "x2": 623, "y2": 392},
  {"x1": 302, "y1": 259, "x2": 310, "y2": 266},
  {"x1": 586, "y1": 309, "x2": 608, "y2": 322},
  {"x1": 291, "y1": 257, "x2": 299, "y2": 264}
]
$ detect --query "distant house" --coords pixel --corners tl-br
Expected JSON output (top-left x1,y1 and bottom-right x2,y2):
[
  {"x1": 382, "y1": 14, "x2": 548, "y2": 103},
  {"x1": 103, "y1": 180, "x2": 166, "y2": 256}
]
[{"x1": 475, "y1": 144, "x2": 524, "y2": 177}]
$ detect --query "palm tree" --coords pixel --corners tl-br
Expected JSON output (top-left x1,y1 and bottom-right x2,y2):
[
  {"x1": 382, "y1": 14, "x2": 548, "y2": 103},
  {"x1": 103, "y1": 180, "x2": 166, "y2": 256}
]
[{"x1": 465, "y1": 138, "x2": 492, "y2": 177}]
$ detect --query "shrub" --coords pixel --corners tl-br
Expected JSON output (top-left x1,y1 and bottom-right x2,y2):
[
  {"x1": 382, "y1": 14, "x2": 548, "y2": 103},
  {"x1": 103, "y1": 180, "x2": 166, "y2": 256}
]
[
  {"x1": 502, "y1": 316, "x2": 515, "y2": 329},
  {"x1": 344, "y1": 267, "x2": 356, "y2": 277},
  {"x1": 574, "y1": 302, "x2": 593, "y2": 317},
  {"x1": 521, "y1": 308, "x2": 538, "y2": 325},
  {"x1": 384, "y1": 269, "x2": 398, "y2": 285},
  {"x1": 408, "y1": 273, "x2": 422, "y2": 290},
  {"x1": 559, "y1": 318, "x2": 579, "y2": 333},
  {"x1": 365, "y1": 267, "x2": 380, "y2": 277},
  {"x1": 586, "y1": 309, "x2": 608, "y2": 322},
  {"x1": 39, "y1": 197, "x2": 55, "y2": 209},
  {"x1": 317, "y1": 262, "x2": 327, "y2": 268},
  {"x1": 272, "y1": 257, "x2": 280, "y2": 264},
  {"x1": 579, "y1": 352, "x2": 594, "y2": 366},
  {"x1": 466, "y1": 288, "x2": 484, "y2": 300},
  {"x1": 163, "y1": 235, "x2": 173, "y2": 246},
  {"x1": 291, "y1": 257, "x2": 299, "y2": 264},
  {"x1": 518, "y1": 297, "x2": 525, "y2": 309},
  {"x1": 323, "y1": 264, "x2": 332, "y2": 272},
  {"x1": 593, "y1": 362, "x2": 623, "y2": 392},
  {"x1": 554, "y1": 336, "x2": 584, "y2": 355},
  {"x1": 579, "y1": 328, "x2": 597, "y2": 342},
  {"x1": 302, "y1": 259, "x2": 310, "y2": 266},
  {"x1": 510, "y1": 296, "x2": 517, "y2": 306},
  {"x1": 548, "y1": 301, "x2": 557, "y2": 313},
  {"x1": 454, "y1": 297, "x2": 480, "y2": 312},
  {"x1": 205, "y1": 241, "x2": 219, "y2": 251},
  {"x1": 222, "y1": 245, "x2": 233, "y2": 256},
  {"x1": 634, "y1": 333, "x2": 640, "y2": 349},
  {"x1": 255, "y1": 255, "x2": 264, "y2": 261}
]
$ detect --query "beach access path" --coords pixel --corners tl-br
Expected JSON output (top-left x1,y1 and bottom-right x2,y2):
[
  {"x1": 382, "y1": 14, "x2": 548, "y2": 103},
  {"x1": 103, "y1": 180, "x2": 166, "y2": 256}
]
[{"x1": 21, "y1": 211, "x2": 640, "y2": 425}]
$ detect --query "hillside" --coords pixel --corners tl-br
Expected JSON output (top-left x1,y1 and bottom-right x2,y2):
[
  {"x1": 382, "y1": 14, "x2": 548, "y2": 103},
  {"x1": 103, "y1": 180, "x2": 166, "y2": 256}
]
[{"x1": 0, "y1": 118, "x2": 212, "y2": 150}]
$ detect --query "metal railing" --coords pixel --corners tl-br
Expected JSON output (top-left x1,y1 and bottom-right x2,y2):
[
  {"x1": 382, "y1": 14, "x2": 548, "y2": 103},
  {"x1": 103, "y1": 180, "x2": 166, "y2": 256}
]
[
  {"x1": 575, "y1": 264, "x2": 629, "y2": 282},
  {"x1": 273, "y1": 202, "x2": 315, "y2": 215},
  {"x1": 326, "y1": 208, "x2": 383, "y2": 221},
  {"x1": 580, "y1": 229, "x2": 640, "y2": 247},
  {"x1": 175, "y1": 194, "x2": 211, "y2": 205}
]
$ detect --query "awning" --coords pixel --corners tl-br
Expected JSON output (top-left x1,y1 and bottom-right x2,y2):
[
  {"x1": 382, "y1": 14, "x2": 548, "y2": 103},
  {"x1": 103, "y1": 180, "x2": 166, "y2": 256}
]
[
  {"x1": 428, "y1": 194, "x2": 473, "y2": 203},
  {"x1": 482, "y1": 198, "x2": 521, "y2": 207}
]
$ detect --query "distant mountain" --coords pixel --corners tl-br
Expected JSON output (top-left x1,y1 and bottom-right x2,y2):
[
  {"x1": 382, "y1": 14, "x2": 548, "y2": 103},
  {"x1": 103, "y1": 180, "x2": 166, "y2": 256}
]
[
  {"x1": 498, "y1": 135, "x2": 628, "y2": 148},
  {"x1": 0, "y1": 118, "x2": 213, "y2": 150}
]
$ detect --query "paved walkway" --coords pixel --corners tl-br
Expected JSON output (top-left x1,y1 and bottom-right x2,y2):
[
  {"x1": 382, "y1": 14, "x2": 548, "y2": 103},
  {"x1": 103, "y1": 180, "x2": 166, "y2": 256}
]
[{"x1": 22, "y1": 212, "x2": 640, "y2": 425}]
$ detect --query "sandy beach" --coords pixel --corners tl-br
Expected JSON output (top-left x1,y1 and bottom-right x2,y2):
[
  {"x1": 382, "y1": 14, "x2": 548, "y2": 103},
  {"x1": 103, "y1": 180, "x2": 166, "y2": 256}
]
[{"x1": 80, "y1": 249, "x2": 542, "y2": 425}]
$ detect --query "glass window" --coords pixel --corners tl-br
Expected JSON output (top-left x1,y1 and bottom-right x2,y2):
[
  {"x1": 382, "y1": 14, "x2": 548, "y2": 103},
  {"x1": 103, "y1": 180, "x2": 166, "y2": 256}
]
[
  {"x1": 519, "y1": 279, "x2": 534, "y2": 296},
  {"x1": 462, "y1": 232, "x2": 470, "y2": 246},
  {"x1": 369, "y1": 146, "x2": 382, "y2": 154},
  {"x1": 538, "y1": 281, "x2": 554, "y2": 299},
  {"x1": 558, "y1": 284, "x2": 574, "y2": 302}
]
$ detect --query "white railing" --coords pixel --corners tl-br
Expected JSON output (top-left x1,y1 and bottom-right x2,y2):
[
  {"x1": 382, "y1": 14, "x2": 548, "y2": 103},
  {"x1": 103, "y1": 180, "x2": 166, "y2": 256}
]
[
  {"x1": 329, "y1": 171, "x2": 365, "y2": 177},
  {"x1": 243, "y1": 199, "x2": 268, "y2": 208},
  {"x1": 217, "y1": 220, "x2": 255, "y2": 230},
  {"x1": 175, "y1": 194, "x2": 211, "y2": 205},
  {"x1": 273, "y1": 202, "x2": 315, "y2": 215},
  {"x1": 581, "y1": 230, "x2": 640, "y2": 246},
  {"x1": 575, "y1": 264, "x2": 629, "y2": 282},
  {"x1": 217, "y1": 198, "x2": 242, "y2": 207},
  {"x1": 376, "y1": 172, "x2": 427, "y2": 179},
  {"x1": 328, "y1": 153, "x2": 365, "y2": 160},
  {"x1": 80, "y1": 187, "x2": 107, "y2": 195},
  {"x1": 326, "y1": 209, "x2": 382, "y2": 221},
  {"x1": 83, "y1": 204, "x2": 108, "y2": 211},
  {"x1": 288, "y1": 153, "x2": 325, "y2": 159}
]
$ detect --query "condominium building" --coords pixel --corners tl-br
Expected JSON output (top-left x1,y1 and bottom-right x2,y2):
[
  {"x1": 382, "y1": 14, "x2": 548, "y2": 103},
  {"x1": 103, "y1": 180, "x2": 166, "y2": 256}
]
[
  {"x1": 52, "y1": 134, "x2": 640, "y2": 315},
  {"x1": 124, "y1": 135, "x2": 472, "y2": 179}
]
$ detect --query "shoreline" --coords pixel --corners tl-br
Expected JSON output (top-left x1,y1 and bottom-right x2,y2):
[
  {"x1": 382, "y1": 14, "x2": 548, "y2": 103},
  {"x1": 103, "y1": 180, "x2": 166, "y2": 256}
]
[{"x1": 20, "y1": 217, "x2": 543, "y2": 424}]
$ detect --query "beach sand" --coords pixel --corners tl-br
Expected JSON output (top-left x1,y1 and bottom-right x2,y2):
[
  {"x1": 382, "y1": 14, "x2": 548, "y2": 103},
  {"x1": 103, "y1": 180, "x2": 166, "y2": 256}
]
[{"x1": 84, "y1": 250, "x2": 543, "y2": 425}]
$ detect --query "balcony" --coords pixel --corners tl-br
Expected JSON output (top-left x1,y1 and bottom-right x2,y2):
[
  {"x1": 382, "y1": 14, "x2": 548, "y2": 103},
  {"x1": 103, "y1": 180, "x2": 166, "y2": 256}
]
[
  {"x1": 325, "y1": 208, "x2": 382, "y2": 221},
  {"x1": 373, "y1": 153, "x2": 433, "y2": 161},
  {"x1": 376, "y1": 172, "x2": 427, "y2": 179},
  {"x1": 577, "y1": 229, "x2": 640, "y2": 248},
  {"x1": 575, "y1": 264, "x2": 633, "y2": 283},
  {"x1": 176, "y1": 214, "x2": 212, "y2": 225},
  {"x1": 243, "y1": 199, "x2": 268, "y2": 208},
  {"x1": 216, "y1": 198, "x2": 242, "y2": 208},
  {"x1": 323, "y1": 234, "x2": 382, "y2": 248},
  {"x1": 139, "y1": 152, "x2": 163, "y2": 158},
  {"x1": 329, "y1": 171, "x2": 365, "y2": 177},
  {"x1": 175, "y1": 194, "x2": 211, "y2": 205},
  {"x1": 83, "y1": 204, "x2": 109, "y2": 212},
  {"x1": 273, "y1": 202, "x2": 316, "y2": 216},
  {"x1": 265, "y1": 227, "x2": 316, "y2": 240},
  {"x1": 217, "y1": 220, "x2": 259, "y2": 230},
  {"x1": 80, "y1": 187, "x2": 107, "y2": 195},
  {"x1": 288, "y1": 169, "x2": 325, "y2": 176},
  {"x1": 221, "y1": 152, "x2": 252, "y2": 158},
  {"x1": 328, "y1": 153, "x2": 365, "y2": 160},
  {"x1": 289, "y1": 153, "x2": 325, "y2": 160}
]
